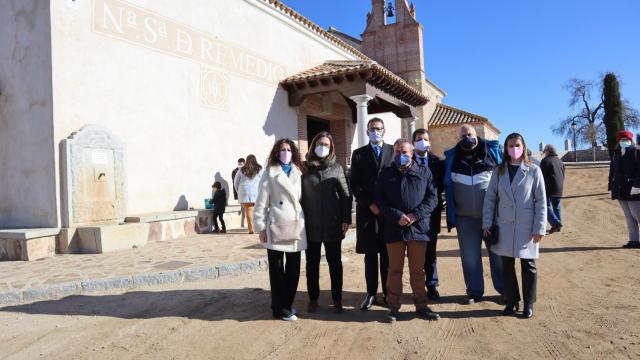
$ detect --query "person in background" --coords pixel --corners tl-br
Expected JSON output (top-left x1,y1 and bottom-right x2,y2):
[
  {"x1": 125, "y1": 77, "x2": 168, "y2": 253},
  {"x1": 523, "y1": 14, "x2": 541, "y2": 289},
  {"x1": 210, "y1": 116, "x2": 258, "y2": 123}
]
[
  {"x1": 527, "y1": 149, "x2": 540, "y2": 166},
  {"x1": 609, "y1": 130, "x2": 640, "y2": 249},
  {"x1": 483, "y1": 133, "x2": 546, "y2": 319},
  {"x1": 254, "y1": 139, "x2": 307, "y2": 321},
  {"x1": 376, "y1": 139, "x2": 440, "y2": 322},
  {"x1": 350, "y1": 118, "x2": 394, "y2": 310},
  {"x1": 234, "y1": 155, "x2": 262, "y2": 234},
  {"x1": 232, "y1": 158, "x2": 246, "y2": 228},
  {"x1": 301, "y1": 131, "x2": 351, "y2": 314},
  {"x1": 412, "y1": 128, "x2": 445, "y2": 301},
  {"x1": 540, "y1": 144, "x2": 565, "y2": 234},
  {"x1": 443, "y1": 124, "x2": 504, "y2": 304},
  {"x1": 210, "y1": 181, "x2": 227, "y2": 233}
]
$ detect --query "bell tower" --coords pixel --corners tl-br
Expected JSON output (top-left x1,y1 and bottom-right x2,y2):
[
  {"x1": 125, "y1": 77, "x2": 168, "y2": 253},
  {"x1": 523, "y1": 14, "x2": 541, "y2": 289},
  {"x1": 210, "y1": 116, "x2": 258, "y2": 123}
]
[{"x1": 362, "y1": 0, "x2": 439, "y2": 128}]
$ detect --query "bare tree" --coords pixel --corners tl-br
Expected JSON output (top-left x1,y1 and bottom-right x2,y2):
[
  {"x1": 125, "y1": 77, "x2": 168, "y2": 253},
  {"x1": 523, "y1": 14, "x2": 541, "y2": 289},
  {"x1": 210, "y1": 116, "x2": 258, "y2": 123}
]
[{"x1": 553, "y1": 77, "x2": 640, "y2": 149}]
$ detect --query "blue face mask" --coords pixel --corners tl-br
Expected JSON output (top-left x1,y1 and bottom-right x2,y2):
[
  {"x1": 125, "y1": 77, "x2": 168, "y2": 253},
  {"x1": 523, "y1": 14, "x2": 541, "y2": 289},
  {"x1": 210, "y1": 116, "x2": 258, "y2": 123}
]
[
  {"x1": 620, "y1": 140, "x2": 632, "y2": 149},
  {"x1": 394, "y1": 154, "x2": 411, "y2": 167},
  {"x1": 368, "y1": 130, "x2": 383, "y2": 144}
]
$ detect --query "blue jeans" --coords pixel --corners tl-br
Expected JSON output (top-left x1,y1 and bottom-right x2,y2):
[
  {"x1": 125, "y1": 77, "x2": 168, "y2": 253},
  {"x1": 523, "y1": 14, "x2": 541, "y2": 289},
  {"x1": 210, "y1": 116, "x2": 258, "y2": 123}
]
[
  {"x1": 547, "y1": 197, "x2": 562, "y2": 227},
  {"x1": 456, "y1": 216, "x2": 504, "y2": 298}
]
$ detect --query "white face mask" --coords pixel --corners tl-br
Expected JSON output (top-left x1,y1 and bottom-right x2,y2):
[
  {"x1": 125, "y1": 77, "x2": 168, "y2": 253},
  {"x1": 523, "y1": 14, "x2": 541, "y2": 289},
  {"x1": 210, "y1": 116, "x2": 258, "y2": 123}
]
[
  {"x1": 237, "y1": 163, "x2": 244, "y2": 168},
  {"x1": 314, "y1": 145, "x2": 330, "y2": 158},
  {"x1": 414, "y1": 139, "x2": 430, "y2": 152}
]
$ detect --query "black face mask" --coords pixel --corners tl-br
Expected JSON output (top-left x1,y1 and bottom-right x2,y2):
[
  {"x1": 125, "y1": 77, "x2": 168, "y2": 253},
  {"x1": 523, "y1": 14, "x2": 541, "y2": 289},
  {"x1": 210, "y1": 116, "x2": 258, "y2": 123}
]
[{"x1": 460, "y1": 136, "x2": 478, "y2": 150}]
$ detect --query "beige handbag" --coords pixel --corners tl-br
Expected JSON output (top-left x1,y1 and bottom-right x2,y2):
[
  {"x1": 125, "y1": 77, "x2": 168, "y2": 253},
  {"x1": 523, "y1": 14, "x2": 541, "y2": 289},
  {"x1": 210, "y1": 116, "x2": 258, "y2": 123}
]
[{"x1": 269, "y1": 219, "x2": 303, "y2": 243}]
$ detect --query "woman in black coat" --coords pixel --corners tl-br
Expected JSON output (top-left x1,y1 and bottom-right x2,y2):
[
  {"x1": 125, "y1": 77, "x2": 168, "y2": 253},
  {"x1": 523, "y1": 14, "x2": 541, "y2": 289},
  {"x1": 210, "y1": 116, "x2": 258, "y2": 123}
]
[
  {"x1": 301, "y1": 131, "x2": 352, "y2": 313},
  {"x1": 609, "y1": 130, "x2": 640, "y2": 249}
]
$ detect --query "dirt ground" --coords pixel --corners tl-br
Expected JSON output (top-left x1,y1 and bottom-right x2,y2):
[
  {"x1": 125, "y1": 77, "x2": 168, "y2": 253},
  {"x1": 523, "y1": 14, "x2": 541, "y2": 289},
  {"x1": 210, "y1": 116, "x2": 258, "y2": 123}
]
[{"x1": 1, "y1": 166, "x2": 639, "y2": 360}]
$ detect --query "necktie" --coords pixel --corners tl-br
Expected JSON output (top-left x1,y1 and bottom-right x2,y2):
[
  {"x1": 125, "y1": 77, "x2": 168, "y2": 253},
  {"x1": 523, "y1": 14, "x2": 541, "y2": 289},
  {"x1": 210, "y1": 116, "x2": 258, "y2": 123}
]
[
  {"x1": 375, "y1": 146, "x2": 381, "y2": 161},
  {"x1": 420, "y1": 157, "x2": 426, "y2": 166}
]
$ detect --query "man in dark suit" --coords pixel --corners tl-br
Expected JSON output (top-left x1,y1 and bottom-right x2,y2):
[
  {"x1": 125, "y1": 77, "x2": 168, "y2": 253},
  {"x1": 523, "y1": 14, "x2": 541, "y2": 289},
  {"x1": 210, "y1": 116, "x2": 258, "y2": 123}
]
[
  {"x1": 231, "y1": 158, "x2": 245, "y2": 228},
  {"x1": 412, "y1": 128, "x2": 445, "y2": 301},
  {"x1": 350, "y1": 117, "x2": 394, "y2": 310}
]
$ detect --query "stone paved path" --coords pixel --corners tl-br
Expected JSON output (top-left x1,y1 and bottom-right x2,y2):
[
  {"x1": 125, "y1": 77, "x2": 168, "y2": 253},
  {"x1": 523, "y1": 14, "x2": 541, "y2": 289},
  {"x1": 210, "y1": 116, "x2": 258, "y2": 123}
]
[{"x1": 0, "y1": 229, "x2": 355, "y2": 305}]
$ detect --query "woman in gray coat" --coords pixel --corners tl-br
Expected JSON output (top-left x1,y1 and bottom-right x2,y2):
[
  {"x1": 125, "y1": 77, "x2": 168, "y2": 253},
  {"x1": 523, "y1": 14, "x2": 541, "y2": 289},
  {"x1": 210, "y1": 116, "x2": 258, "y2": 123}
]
[{"x1": 483, "y1": 133, "x2": 547, "y2": 319}]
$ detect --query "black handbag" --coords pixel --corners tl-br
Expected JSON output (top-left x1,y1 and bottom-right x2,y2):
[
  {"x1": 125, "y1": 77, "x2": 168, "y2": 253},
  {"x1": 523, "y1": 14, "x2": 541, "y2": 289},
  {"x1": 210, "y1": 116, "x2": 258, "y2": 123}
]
[{"x1": 483, "y1": 186, "x2": 500, "y2": 246}]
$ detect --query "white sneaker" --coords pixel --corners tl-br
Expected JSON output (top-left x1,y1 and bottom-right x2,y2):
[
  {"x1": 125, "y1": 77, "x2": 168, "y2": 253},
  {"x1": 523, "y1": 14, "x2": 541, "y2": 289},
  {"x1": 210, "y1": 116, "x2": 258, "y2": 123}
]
[{"x1": 281, "y1": 309, "x2": 298, "y2": 321}]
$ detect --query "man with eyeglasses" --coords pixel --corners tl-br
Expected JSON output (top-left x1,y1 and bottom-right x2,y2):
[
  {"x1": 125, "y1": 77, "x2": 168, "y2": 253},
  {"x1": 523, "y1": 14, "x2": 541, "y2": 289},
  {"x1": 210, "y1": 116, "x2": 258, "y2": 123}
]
[{"x1": 350, "y1": 117, "x2": 394, "y2": 310}]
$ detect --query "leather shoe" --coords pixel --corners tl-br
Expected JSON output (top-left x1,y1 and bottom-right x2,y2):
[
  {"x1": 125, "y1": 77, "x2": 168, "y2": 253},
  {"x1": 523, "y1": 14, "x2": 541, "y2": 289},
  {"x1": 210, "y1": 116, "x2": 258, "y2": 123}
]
[
  {"x1": 307, "y1": 300, "x2": 318, "y2": 313},
  {"x1": 416, "y1": 307, "x2": 440, "y2": 321},
  {"x1": 427, "y1": 288, "x2": 441, "y2": 301},
  {"x1": 360, "y1": 295, "x2": 376, "y2": 311},
  {"x1": 622, "y1": 241, "x2": 640, "y2": 249},
  {"x1": 333, "y1": 301, "x2": 343, "y2": 314},
  {"x1": 381, "y1": 294, "x2": 388, "y2": 307},
  {"x1": 502, "y1": 302, "x2": 519, "y2": 316},
  {"x1": 522, "y1": 303, "x2": 534, "y2": 319}
]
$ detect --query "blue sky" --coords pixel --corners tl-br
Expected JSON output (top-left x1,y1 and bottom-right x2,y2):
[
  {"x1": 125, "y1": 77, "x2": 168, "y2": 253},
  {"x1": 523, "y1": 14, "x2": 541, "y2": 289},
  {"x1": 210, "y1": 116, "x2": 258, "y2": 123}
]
[{"x1": 282, "y1": 0, "x2": 640, "y2": 150}]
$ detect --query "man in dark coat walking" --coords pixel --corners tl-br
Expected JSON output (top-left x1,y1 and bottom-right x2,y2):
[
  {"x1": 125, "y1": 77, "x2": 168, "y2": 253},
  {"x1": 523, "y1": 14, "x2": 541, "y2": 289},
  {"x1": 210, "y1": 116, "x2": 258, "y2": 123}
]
[
  {"x1": 350, "y1": 117, "x2": 394, "y2": 310},
  {"x1": 375, "y1": 138, "x2": 439, "y2": 322},
  {"x1": 540, "y1": 144, "x2": 565, "y2": 233},
  {"x1": 412, "y1": 128, "x2": 445, "y2": 301}
]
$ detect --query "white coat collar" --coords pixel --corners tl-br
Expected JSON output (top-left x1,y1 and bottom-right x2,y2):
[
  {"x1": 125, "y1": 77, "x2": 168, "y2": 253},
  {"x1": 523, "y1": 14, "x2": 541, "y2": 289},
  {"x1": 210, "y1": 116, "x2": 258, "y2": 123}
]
[{"x1": 269, "y1": 165, "x2": 302, "y2": 212}]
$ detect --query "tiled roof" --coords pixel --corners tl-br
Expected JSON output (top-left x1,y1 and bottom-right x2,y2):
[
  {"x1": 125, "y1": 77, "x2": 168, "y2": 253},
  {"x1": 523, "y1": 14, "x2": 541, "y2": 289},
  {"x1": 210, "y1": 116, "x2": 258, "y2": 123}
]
[
  {"x1": 261, "y1": 0, "x2": 368, "y2": 61},
  {"x1": 281, "y1": 60, "x2": 428, "y2": 106},
  {"x1": 429, "y1": 103, "x2": 498, "y2": 131}
]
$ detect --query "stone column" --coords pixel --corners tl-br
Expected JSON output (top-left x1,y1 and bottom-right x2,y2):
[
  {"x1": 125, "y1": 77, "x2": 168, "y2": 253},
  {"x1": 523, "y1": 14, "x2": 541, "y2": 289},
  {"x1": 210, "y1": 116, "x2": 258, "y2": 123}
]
[
  {"x1": 350, "y1": 95, "x2": 374, "y2": 148},
  {"x1": 403, "y1": 117, "x2": 417, "y2": 140}
]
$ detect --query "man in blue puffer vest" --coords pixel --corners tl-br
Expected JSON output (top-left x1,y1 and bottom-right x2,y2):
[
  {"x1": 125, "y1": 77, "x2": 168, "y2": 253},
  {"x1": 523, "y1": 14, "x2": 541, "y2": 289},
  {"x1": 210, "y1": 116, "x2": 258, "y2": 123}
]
[{"x1": 444, "y1": 124, "x2": 504, "y2": 304}]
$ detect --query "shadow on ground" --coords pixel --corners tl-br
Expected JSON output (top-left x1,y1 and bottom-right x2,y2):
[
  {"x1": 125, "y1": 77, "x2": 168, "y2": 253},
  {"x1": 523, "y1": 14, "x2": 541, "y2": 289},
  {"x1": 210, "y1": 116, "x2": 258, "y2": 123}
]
[{"x1": 0, "y1": 289, "x2": 506, "y2": 322}]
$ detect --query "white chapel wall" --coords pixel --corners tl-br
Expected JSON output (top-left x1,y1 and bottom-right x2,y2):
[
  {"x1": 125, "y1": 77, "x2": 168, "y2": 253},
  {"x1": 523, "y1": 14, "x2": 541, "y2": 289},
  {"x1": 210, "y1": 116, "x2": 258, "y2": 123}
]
[
  {"x1": 48, "y1": 0, "x2": 361, "y2": 218},
  {"x1": 0, "y1": 0, "x2": 57, "y2": 228}
]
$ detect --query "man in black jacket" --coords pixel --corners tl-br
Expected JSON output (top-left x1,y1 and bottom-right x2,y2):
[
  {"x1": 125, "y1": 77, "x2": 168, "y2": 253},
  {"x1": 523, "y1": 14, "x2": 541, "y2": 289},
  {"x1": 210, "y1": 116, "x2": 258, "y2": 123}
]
[
  {"x1": 412, "y1": 128, "x2": 445, "y2": 301},
  {"x1": 350, "y1": 118, "x2": 394, "y2": 310},
  {"x1": 540, "y1": 145, "x2": 565, "y2": 233}
]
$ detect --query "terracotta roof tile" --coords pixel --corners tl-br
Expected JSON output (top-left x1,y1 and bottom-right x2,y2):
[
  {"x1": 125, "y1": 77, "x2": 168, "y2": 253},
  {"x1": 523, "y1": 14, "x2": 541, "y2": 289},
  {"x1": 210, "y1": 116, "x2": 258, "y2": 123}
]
[
  {"x1": 429, "y1": 103, "x2": 498, "y2": 131},
  {"x1": 280, "y1": 60, "x2": 428, "y2": 106}
]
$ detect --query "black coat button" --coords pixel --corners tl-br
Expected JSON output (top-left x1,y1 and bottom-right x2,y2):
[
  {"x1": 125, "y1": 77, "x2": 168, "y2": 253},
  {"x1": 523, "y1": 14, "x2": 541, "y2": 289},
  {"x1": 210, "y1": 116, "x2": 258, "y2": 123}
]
[{"x1": 279, "y1": 201, "x2": 283, "y2": 205}]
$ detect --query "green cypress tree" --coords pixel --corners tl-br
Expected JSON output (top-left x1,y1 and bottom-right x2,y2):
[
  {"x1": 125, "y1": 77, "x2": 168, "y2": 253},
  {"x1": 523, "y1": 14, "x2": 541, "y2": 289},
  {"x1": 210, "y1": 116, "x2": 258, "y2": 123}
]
[{"x1": 603, "y1": 73, "x2": 625, "y2": 158}]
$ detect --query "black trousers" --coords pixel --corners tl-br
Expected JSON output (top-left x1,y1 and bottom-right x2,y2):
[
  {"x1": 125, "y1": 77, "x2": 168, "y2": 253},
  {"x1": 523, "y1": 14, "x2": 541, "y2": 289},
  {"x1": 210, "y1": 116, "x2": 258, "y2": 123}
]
[
  {"x1": 267, "y1": 249, "x2": 301, "y2": 317},
  {"x1": 213, "y1": 212, "x2": 225, "y2": 231},
  {"x1": 364, "y1": 244, "x2": 389, "y2": 296},
  {"x1": 502, "y1": 256, "x2": 537, "y2": 305},
  {"x1": 424, "y1": 235, "x2": 439, "y2": 290},
  {"x1": 306, "y1": 241, "x2": 343, "y2": 301}
]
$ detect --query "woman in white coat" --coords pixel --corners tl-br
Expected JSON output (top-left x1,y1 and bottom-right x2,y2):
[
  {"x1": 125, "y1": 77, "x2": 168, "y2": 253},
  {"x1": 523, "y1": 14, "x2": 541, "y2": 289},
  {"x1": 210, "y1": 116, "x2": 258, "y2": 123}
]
[
  {"x1": 234, "y1": 154, "x2": 263, "y2": 234},
  {"x1": 254, "y1": 138, "x2": 307, "y2": 321},
  {"x1": 483, "y1": 133, "x2": 546, "y2": 319}
]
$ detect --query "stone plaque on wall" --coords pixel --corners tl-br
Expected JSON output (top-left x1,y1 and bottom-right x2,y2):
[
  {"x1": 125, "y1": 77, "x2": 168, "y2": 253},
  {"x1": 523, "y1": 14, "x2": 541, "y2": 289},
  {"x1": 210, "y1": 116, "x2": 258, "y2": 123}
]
[{"x1": 60, "y1": 125, "x2": 126, "y2": 227}]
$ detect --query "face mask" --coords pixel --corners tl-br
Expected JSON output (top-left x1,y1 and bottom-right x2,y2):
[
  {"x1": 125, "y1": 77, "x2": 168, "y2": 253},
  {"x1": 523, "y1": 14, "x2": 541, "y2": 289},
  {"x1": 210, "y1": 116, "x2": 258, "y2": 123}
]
[
  {"x1": 620, "y1": 140, "x2": 632, "y2": 150},
  {"x1": 237, "y1": 164, "x2": 244, "y2": 168},
  {"x1": 460, "y1": 136, "x2": 478, "y2": 150},
  {"x1": 414, "y1": 139, "x2": 430, "y2": 152},
  {"x1": 508, "y1": 147, "x2": 524, "y2": 160},
  {"x1": 279, "y1": 150, "x2": 292, "y2": 164},
  {"x1": 368, "y1": 130, "x2": 383, "y2": 144},
  {"x1": 314, "y1": 145, "x2": 330, "y2": 158},
  {"x1": 394, "y1": 154, "x2": 411, "y2": 167}
]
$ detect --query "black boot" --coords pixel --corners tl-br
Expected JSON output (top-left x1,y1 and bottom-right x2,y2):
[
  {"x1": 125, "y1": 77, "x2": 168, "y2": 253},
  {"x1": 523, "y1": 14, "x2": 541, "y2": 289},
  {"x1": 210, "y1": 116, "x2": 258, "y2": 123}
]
[
  {"x1": 522, "y1": 303, "x2": 534, "y2": 319},
  {"x1": 360, "y1": 295, "x2": 376, "y2": 311},
  {"x1": 502, "y1": 302, "x2": 519, "y2": 316}
]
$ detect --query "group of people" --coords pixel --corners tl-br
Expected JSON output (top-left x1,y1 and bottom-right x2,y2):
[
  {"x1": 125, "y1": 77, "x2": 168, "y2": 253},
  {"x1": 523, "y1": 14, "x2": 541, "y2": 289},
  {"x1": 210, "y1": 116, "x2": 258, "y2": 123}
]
[
  {"x1": 248, "y1": 117, "x2": 551, "y2": 323},
  {"x1": 220, "y1": 117, "x2": 637, "y2": 323}
]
